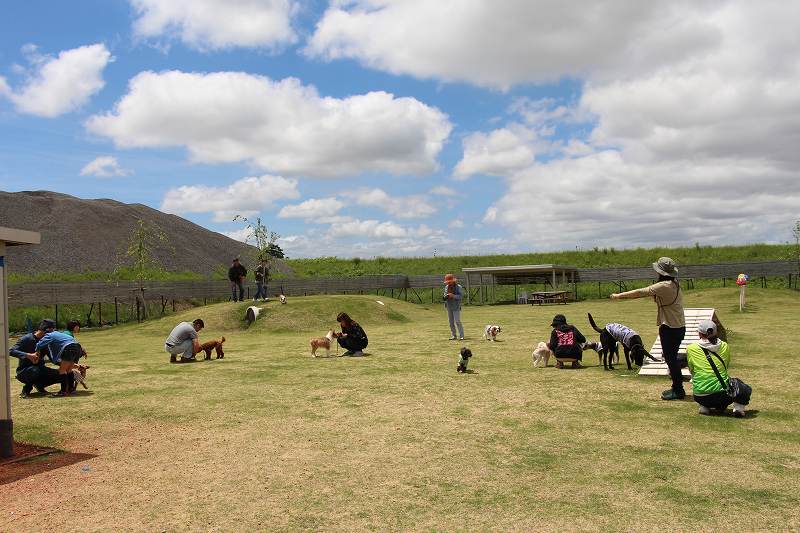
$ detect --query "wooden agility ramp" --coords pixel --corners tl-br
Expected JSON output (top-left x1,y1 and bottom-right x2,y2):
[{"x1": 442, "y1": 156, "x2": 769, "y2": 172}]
[{"x1": 638, "y1": 308, "x2": 723, "y2": 376}]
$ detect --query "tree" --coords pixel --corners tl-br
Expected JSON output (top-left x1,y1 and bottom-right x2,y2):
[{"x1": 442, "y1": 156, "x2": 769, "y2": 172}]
[
  {"x1": 266, "y1": 242, "x2": 285, "y2": 259},
  {"x1": 116, "y1": 219, "x2": 172, "y2": 319},
  {"x1": 233, "y1": 214, "x2": 282, "y2": 265}
]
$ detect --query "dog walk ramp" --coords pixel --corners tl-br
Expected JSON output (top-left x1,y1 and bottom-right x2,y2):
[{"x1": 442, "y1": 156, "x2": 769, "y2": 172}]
[{"x1": 638, "y1": 308, "x2": 722, "y2": 376}]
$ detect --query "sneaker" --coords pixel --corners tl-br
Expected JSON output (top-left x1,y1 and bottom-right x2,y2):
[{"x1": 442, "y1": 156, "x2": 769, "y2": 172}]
[
  {"x1": 20, "y1": 385, "x2": 33, "y2": 398},
  {"x1": 342, "y1": 350, "x2": 354, "y2": 356},
  {"x1": 555, "y1": 360, "x2": 564, "y2": 369},
  {"x1": 459, "y1": 337, "x2": 465, "y2": 341},
  {"x1": 661, "y1": 389, "x2": 686, "y2": 401},
  {"x1": 698, "y1": 405, "x2": 712, "y2": 415},
  {"x1": 34, "y1": 385, "x2": 48, "y2": 394},
  {"x1": 448, "y1": 336, "x2": 457, "y2": 340},
  {"x1": 352, "y1": 350, "x2": 364, "y2": 357},
  {"x1": 733, "y1": 402, "x2": 746, "y2": 418},
  {"x1": 571, "y1": 361, "x2": 583, "y2": 369}
]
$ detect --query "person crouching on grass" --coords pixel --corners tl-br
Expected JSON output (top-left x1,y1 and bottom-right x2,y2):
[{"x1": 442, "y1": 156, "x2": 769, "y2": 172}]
[
  {"x1": 164, "y1": 318, "x2": 204, "y2": 363},
  {"x1": 35, "y1": 326, "x2": 86, "y2": 397},
  {"x1": 686, "y1": 319, "x2": 750, "y2": 417},
  {"x1": 335, "y1": 312, "x2": 368, "y2": 356},
  {"x1": 547, "y1": 314, "x2": 600, "y2": 369}
]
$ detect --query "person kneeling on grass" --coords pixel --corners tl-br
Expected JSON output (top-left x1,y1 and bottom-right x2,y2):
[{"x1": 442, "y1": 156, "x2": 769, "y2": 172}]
[
  {"x1": 9, "y1": 319, "x2": 61, "y2": 397},
  {"x1": 35, "y1": 327, "x2": 86, "y2": 397},
  {"x1": 686, "y1": 319, "x2": 750, "y2": 418},
  {"x1": 335, "y1": 312, "x2": 368, "y2": 356},
  {"x1": 164, "y1": 318, "x2": 204, "y2": 363},
  {"x1": 547, "y1": 314, "x2": 600, "y2": 369}
]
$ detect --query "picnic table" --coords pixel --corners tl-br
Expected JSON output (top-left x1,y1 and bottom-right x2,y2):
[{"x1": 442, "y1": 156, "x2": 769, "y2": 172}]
[{"x1": 527, "y1": 290, "x2": 568, "y2": 305}]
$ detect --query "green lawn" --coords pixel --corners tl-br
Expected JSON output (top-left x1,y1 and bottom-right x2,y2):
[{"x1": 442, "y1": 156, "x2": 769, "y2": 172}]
[{"x1": 4, "y1": 287, "x2": 800, "y2": 531}]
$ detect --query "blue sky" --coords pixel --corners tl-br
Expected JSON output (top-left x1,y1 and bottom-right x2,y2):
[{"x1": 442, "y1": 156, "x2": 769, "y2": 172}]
[{"x1": 1, "y1": 1, "x2": 798, "y2": 258}]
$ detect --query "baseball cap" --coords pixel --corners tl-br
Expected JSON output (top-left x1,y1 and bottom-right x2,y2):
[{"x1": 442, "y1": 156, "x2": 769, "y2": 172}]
[
  {"x1": 697, "y1": 319, "x2": 717, "y2": 336},
  {"x1": 550, "y1": 314, "x2": 567, "y2": 327}
]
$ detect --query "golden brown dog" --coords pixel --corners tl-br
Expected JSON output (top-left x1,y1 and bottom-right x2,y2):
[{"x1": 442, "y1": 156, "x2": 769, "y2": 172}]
[
  {"x1": 310, "y1": 331, "x2": 335, "y2": 357},
  {"x1": 200, "y1": 337, "x2": 226, "y2": 360}
]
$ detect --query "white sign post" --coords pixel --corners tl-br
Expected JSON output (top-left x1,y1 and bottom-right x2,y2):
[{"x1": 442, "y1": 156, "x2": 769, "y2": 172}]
[{"x1": 0, "y1": 227, "x2": 41, "y2": 458}]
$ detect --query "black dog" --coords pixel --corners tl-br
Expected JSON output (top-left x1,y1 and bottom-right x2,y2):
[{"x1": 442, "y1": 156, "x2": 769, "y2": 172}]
[
  {"x1": 457, "y1": 347, "x2": 473, "y2": 373},
  {"x1": 587, "y1": 313, "x2": 656, "y2": 370}
]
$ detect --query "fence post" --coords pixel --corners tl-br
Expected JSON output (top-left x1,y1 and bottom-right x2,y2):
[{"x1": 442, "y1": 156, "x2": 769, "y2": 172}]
[
  {"x1": 114, "y1": 297, "x2": 118, "y2": 324},
  {"x1": 98, "y1": 302, "x2": 102, "y2": 326},
  {"x1": 55, "y1": 304, "x2": 58, "y2": 329}
]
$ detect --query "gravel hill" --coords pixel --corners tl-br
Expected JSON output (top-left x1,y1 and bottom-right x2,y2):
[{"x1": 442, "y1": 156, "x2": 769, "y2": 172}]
[{"x1": 0, "y1": 190, "x2": 282, "y2": 277}]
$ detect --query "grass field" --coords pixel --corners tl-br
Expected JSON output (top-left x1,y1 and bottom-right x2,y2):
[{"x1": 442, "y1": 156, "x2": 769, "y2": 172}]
[{"x1": 3, "y1": 287, "x2": 800, "y2": 531}]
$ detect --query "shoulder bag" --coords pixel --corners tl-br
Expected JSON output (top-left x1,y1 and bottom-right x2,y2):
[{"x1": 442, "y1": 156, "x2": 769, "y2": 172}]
[{"x1": 701, "y1": 347, "x2": 752, "y2": 404}]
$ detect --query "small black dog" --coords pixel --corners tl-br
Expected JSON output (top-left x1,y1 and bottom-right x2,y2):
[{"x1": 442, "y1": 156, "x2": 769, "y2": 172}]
[
  {"x1": 457, "y1": 347, "x2": 473, "y2": 373},
  {"x1": 587, "y1": 313, "x2": 656, "y2": 370}
]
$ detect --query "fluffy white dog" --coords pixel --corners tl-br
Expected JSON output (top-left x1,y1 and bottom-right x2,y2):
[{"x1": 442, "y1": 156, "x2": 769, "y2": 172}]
[{"x1": 531, "y1": 341, "x2": 553, "y2": 367}]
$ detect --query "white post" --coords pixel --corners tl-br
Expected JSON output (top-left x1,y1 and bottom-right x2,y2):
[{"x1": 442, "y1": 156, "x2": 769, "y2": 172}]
[
  {"x1": 1, "y1": 243, "x2": 11, "y2": 456},
  {"x1": 0, "y1": 227, "x2": 41, "y2": 457},
  {"x1": 739, "y1": 284, "x2": 746, "y2": 312}
]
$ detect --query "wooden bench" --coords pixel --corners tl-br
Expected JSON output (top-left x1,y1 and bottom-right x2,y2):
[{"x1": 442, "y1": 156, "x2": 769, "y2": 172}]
[
  {"x1": 527, "y1": 290, "x2": 568, "y2": 305},
  {"x1": 638, "y1": 308, "x2": 723, "y2": 376}
]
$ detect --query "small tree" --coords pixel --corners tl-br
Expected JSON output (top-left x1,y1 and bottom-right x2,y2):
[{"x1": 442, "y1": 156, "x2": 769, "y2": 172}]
[
  {"x1": 116, "y1": 219, "x2": 172, "y2": 318},
  {"x1": 233, "y1": 215, "x2": 281, "y2": 283}
]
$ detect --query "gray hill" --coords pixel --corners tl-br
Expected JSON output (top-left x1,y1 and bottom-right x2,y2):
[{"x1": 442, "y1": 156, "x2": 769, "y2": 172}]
[{"x1": 0, "y1": 190, "x2": 285, "y2": 277}]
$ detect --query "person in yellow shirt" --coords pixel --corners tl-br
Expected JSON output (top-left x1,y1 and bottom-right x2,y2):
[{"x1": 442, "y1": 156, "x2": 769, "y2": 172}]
[{"x1": 686, "y1": 320, "x2": 747, "y2": 417}]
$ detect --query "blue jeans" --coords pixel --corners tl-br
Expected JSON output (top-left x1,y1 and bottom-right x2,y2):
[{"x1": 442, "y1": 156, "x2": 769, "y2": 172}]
[
  {"x1": 231, "y1": 280, "x2": 244, "y2": 301},
  {"x1": 447, "y1": 308, "x2": 464, "y2": 338},
  {"x1": 253, "y1": 281, "x2": 267, "y2": 300}
]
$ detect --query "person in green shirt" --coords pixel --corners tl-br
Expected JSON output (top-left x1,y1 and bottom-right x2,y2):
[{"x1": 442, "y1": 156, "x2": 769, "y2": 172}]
[{"x1": 686, "y1": 319, "x2": 746, "y2": 417}]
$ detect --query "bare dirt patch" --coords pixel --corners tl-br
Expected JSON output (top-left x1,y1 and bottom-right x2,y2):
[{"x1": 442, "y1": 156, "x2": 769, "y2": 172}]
[{"x1": 0, "y1": 442, "x2": 96, "y2": 485}]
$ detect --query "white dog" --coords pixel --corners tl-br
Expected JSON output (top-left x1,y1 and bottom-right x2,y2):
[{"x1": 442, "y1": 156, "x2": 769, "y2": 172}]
[
  {"x1": 531, "y1": 341, "x2": 553, "y2": 367},
  {"x1": 483, "y1": 325, "x2": 502, "y2": 341},
  {"x1": 279, "y1": 293, "x2": 287, "y2": 304}
]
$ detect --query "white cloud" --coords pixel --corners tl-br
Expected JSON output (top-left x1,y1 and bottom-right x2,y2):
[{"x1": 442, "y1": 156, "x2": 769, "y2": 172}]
[
  {"x1": 278, "y1": 197, "x2": 344, "y2": 220},
  {"x1": 221, "y1": 228, "x2": 251, "y2": 243},
  {"x1": 447, "y1": 218, "x2": 464, "y2": 229},
  {"x1": 306, "y1": 1, "x2": 717, "y2": 90},
  {"x1": 86, "y1": 70, "x2": 451, "y2": 179},
  {"x1": 0, "y1": 43, "x2": 111, "y2": 117},
  {"x1": 454, "y1": 126, "x2": 536, "y2": 179},
  {"x1": 130, "y1": 0, "x2": 298, "y2": 51},
  {"x1": 345, "y1": 188, "x2": 437, "y2": 219},
  {"x1": 430, "y1": 185, "x2": 458, "y2": 196},
  {"x1": 160, "y1": 174, "x2": 299, "y2": 221},
  {"x1": 79, "y1": 156, "x2": 129, "y2": 177}
]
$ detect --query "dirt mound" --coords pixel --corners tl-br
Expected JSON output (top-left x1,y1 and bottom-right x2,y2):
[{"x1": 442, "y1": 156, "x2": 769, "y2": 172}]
[{"x1": 0, "y1": 190, "x2": 291, "y2": 277}]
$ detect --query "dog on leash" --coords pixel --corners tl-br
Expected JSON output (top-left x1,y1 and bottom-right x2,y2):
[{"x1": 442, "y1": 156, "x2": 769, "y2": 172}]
[
  {"x1": 531, "y1": 341, "x2": 553, "y2": 367},
  {"x1": 587, "y1": 313, "x2": 655, "y2": 370},
  {"x1": 200, "y1": 337, "x2": 226, "y2": 360},
  {"x1": 310, "y1": 331, "x2": 335, "y2": 357},
  {"x1": 483, "y1": 325, "x2": 502, "y2": 341}
]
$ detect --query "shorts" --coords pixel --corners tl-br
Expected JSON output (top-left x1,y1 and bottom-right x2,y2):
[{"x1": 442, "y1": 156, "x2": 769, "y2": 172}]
[{"x1": 60, "y1": 343, "x2": 83, "y2": 363}]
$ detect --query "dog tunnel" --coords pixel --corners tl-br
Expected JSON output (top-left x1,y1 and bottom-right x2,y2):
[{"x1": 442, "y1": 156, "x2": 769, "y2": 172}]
[{"x1": 245, "y1": 306, "x2": 260, "y2": 325}]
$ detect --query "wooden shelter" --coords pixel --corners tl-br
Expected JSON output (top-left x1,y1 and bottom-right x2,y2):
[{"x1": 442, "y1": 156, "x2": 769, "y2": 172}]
[{"x1": 461, "y1": 264, "x2": 578, "y2": 304}]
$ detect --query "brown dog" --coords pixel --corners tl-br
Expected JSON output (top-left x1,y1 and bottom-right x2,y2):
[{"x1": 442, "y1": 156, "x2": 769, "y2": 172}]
[
  {"x1": 310, "y1": 331, "x2": 335, "y2": 357},
  {"x1": 200, "y1": 337, "x2": 226, "y2": 360},
  {"x1": 71, "y1": 364, "x2": 90, "y2": 390}
]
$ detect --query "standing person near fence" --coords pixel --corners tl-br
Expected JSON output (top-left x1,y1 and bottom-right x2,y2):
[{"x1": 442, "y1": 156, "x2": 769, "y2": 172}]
[
  {"x1": 610, "y1": 257, "x2": 686, "y2": 400},
  {"x1": 443, "y1": 273, "x2": 465, "y2": 340},
  {"x1": 228, "y1": 257, "x2": 247, "y2": 302},
  {"x1": 253, "y1": 258, "x2": 269, "y2": 302}
]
